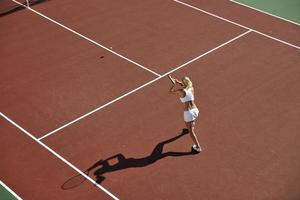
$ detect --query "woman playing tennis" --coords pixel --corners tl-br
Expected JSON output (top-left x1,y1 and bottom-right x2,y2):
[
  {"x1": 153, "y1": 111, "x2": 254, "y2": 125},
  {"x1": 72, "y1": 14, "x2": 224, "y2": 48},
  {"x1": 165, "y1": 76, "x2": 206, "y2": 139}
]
[{"x1": 168, "y1": 75, "x2": 202, "y2": 153}]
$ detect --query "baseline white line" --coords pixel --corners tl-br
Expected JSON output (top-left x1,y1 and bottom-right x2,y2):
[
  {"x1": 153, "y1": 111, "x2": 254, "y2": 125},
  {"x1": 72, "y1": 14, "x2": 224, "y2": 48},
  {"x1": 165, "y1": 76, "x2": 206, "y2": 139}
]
[
  {"x1": 174, "y1": 0, "x2": 300, "y2": 50},
  {"x1": 0, "y1": 112, "x2": 119, "y2": 200},
  {"x1": 230, "y1": 0, "x2": 300, "y2": 27},
  {"x1": 38, "y1": 30, "x2": 251, "y2": 140},
  {"x1": 10, "y1": 0, "x2": 161, "y2": 77},
  {"x1": 0, "y1": 180, "x2": 23, "y2": 200}
]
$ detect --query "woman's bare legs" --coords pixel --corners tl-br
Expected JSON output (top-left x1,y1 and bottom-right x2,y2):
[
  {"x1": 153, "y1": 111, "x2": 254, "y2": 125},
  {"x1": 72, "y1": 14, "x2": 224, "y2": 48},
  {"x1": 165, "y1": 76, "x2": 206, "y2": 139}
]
[{"x1": 185, "y1": 121, "x2": 201, "y2": 151}]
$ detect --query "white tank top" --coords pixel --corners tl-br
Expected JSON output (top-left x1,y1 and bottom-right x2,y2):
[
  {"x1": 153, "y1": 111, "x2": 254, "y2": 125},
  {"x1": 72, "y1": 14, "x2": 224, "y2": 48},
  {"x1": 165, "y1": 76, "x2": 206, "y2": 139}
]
[{"x1": 180, "y1": 87, "x2": 194, "y2": 103}]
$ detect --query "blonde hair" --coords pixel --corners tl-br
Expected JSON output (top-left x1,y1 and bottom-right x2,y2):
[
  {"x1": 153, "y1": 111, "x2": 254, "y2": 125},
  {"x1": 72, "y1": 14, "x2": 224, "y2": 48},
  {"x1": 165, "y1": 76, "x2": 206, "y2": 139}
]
[{"x1": 182, "y1": 76, "x2": 193, "y2": 88}]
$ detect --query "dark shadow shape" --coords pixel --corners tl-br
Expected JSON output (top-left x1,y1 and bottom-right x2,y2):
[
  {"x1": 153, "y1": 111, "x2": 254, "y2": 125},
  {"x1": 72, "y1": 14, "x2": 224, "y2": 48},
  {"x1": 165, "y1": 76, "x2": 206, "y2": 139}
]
[
  {"x1": 0, "y1": 0, "x2": 49, "y2": 17},
  {"x1": 87, "y1": 129, "x2": 196, "y2": 184},
  {"x1": 61, "y1": 171, "x2": 89, "y2": 190}
]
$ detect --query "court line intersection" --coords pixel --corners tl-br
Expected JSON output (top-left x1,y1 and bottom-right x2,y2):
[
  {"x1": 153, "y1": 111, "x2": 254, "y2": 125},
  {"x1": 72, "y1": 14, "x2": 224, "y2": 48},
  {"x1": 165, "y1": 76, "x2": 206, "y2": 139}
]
[
  {"x1": 2, "y1": 0, "x2": 299, "y2": 199},
  {"x1": 174, "y1": 0, "x2": 300, "y2": 50},
  {"x1": 38, "y1": 30, "x2": 252, "y2": 140}
]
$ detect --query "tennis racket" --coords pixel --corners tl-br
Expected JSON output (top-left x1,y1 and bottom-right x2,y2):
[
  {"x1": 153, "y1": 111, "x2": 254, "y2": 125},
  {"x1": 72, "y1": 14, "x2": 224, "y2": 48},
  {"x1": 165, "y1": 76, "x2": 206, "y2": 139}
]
[{"x1": 168, "y1": 75, "x2": 176, "y2": 85}]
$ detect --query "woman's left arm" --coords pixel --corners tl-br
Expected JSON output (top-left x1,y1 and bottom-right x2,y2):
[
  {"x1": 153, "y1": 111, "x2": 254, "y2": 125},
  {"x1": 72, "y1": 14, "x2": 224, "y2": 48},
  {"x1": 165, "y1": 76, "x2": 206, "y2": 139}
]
[{"x1": 169, "y1": 85, "x2": 183, "y2": 96}]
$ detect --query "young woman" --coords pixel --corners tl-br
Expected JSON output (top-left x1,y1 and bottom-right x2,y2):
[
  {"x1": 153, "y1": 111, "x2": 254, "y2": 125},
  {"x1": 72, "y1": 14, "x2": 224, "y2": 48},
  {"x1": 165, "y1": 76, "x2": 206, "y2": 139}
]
[{"x1": 168, "y1": 75, "x2": 202, "y2": 153}]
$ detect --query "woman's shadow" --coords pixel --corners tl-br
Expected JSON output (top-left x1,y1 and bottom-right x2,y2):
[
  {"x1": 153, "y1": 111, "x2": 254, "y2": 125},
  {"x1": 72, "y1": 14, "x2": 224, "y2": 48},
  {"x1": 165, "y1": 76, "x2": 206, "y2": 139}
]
[{"x1": 86, "y1": 129, "x2": 196, "y2": 184}]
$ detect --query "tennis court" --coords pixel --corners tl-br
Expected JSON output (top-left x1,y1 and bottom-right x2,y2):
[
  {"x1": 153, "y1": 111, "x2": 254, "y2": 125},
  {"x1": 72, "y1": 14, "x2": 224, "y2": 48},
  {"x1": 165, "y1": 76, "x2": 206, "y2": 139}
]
[{"x1": 1, "y1": 0, "x2": 300, "y2": 199}]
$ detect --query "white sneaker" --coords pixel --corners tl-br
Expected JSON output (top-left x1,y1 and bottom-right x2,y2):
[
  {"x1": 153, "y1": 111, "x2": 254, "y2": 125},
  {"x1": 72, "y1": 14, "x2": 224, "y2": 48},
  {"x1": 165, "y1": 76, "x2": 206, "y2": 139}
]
[{"x1": 192, "y1": 145, "x2": 202, "y2": 153}]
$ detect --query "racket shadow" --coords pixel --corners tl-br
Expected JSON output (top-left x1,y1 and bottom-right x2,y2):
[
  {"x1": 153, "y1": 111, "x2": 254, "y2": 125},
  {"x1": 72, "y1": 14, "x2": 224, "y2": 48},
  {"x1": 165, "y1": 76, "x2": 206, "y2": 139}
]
[
  {"x1": 87, "y1": 129, "x2": 196, "y2": 184},
  {"x1": 61, "y1": 170, "x2": 89, "y2": 190}
]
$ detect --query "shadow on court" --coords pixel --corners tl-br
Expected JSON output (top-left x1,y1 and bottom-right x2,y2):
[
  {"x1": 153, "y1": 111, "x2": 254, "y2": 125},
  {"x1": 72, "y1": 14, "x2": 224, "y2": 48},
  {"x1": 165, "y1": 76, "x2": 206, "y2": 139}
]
[{"x1": 62, "y1": 129, "x2": 196, "y2": 189}]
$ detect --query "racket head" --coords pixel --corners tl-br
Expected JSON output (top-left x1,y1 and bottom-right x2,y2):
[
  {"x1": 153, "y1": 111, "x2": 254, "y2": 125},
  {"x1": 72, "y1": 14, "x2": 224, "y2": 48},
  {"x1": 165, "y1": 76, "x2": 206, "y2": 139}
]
[{"x1": 61, "y1": 171, "x2": 89, "y2": 190}]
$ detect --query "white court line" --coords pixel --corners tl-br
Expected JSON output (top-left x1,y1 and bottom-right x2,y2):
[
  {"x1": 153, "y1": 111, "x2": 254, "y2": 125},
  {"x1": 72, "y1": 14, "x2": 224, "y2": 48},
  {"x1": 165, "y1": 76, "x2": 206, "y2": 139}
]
[
  {"x1": 174, "y1": 0, "x2": 300, "y2": 50},
  {"x1": 10, "y1": 0, "x2": 161, "y2": 77},
  {"x1": 10, "y1": 0, "x2": 298, "y2": 138},
  {"x1": 0, "y1": 180, "x2": 23, "y2": 200},
  {"x1": 0, "y1": 112, "x2": 119, "y2": 200},
  {"x1": 230, "y1": 0, "x2": 300, "y2": 27},
  {"x1": 38, "y1": 30, "x2": 251, "y2": 140},
  {"x1": 2, "y1": 0, "x2": 292, "y2": 198}
]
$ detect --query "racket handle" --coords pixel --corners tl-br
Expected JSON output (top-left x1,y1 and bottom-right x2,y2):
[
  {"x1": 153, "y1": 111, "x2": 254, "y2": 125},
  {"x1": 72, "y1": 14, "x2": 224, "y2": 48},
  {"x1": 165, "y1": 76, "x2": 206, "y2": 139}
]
[{"x1": 168, "y1": 75, "x2": 176, "y2": 85}]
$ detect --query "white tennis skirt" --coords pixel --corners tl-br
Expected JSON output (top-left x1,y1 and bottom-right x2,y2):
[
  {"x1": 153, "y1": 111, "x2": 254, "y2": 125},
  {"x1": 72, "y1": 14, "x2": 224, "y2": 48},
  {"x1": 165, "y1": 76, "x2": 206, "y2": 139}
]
[{"x1": 183, "y1": 107, "x2": 199, "y2": 122}]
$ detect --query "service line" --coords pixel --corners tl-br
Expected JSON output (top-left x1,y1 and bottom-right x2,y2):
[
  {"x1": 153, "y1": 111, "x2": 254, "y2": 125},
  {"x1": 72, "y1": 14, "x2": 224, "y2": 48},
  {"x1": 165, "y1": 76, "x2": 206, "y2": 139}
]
[{"x1": 39, "y1": 30, "x2": 252, "y2": 140}]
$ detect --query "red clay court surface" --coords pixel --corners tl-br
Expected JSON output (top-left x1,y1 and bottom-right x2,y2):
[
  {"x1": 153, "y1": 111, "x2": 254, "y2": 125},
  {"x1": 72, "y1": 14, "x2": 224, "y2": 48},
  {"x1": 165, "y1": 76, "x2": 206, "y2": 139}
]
[{"x1": 0, "y1": 0, "x2": 300, "y2": 199}]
